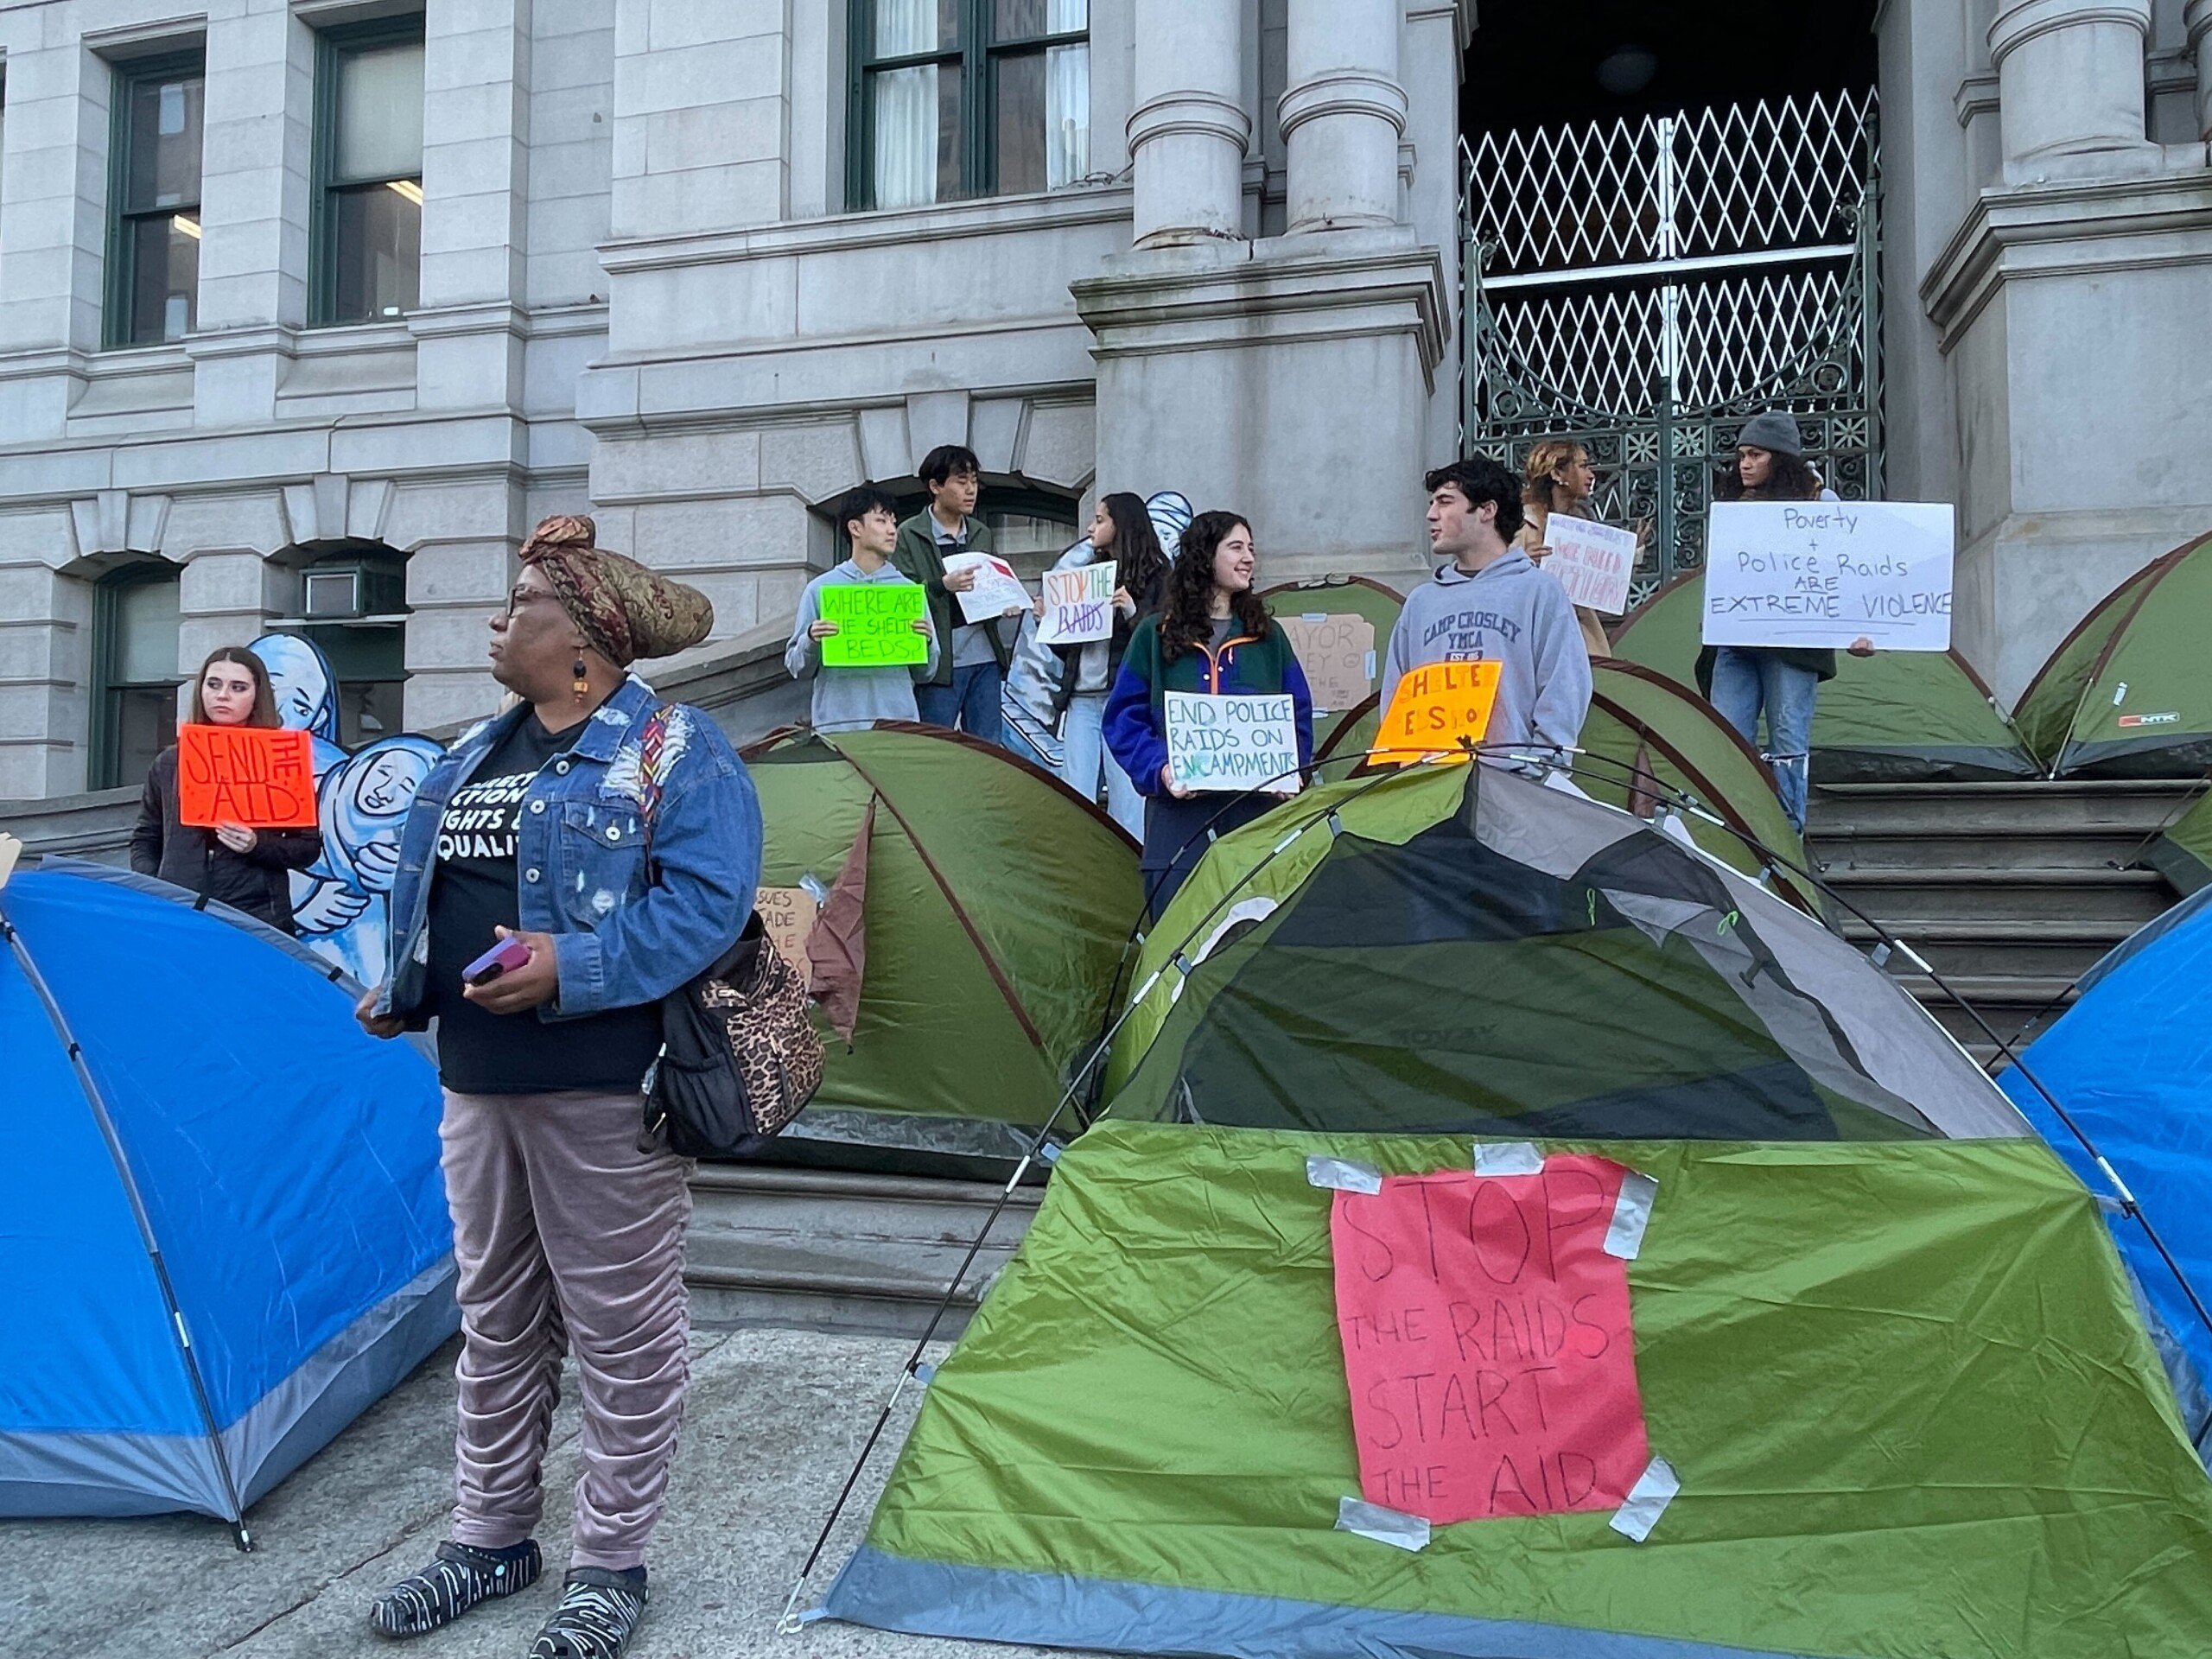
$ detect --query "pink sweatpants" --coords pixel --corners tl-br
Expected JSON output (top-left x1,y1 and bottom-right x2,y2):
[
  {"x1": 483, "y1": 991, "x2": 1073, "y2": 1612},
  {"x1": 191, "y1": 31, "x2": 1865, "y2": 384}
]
[{"x1": 439, "y1": 1088, "x2": 693, "y2": 1572}]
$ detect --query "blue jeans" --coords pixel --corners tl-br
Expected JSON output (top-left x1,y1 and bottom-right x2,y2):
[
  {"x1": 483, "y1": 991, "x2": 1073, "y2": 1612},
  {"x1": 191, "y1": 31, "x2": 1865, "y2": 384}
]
[
  {"x1": 1708, "y1": 646, "x2": 1817, "y2": 833},
  {"x1": 1058, "y1": 692, "x2": 1145, "y2": 839},
  {"x1": 915, "y1": 662, "x2": 1006, "y2": 748}
]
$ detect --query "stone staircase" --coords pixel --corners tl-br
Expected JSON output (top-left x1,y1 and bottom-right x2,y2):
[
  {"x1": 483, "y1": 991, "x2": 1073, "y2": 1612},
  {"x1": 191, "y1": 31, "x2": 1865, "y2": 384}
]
[
  {"x1": 1804, "y1": 779, "x2": 2200, "y2": 1069},
  {"x1": 683, "y1": 1163, "x2": 1041, "y2": 1336}
]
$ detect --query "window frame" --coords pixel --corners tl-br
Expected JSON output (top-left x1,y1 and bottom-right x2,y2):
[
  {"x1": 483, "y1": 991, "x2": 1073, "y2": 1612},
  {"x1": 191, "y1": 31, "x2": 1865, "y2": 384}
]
[
  {"x1": 90, "y1": 562, "x2": 183, "y2": 790},
  {"x1": 845, "y1": 0, "x2": 1089, "y2": 213},
  {"x1": 103, "y1": 50, "x2": 206, "y2": 350},
  {"x1": 309, "y1": 14, "x2": 427, "y2": 328}
]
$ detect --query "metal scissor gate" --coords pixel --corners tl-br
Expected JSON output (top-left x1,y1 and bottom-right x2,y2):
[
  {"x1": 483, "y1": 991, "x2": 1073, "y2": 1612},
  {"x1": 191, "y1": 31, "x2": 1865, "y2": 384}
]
[{"x1": 1461, "y1": 88, "x2": 1883, "y2": 601}]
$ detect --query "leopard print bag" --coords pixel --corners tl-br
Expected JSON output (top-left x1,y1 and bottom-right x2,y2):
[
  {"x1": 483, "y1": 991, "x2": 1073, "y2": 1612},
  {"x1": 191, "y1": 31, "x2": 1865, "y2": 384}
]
[{"x1": 634, "y1": 707, "x2": 825, "y2": 1158}]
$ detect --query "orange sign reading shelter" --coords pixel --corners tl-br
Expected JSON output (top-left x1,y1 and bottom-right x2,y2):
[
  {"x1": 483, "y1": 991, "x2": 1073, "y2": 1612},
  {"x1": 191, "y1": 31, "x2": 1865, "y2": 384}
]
[
  {"x1": 176, "y1": 724, "x2": 320, "y2": 829},
  {"x1": 1368, "y1": 661, "x2": 1503, "y2": 767}
]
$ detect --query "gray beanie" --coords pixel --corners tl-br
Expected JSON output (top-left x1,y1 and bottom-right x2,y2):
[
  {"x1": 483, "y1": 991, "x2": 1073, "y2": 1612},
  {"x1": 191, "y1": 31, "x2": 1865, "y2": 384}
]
[{"x1": 1735, "y1": 411, "x2": 1805, "y2": 456}]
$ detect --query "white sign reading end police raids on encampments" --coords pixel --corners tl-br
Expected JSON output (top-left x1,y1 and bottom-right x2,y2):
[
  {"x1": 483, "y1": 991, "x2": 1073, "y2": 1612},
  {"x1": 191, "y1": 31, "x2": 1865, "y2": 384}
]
[
  {"x1": 1703, "y1": 501, "x2": 1955, "y2": 652},
  {"x1": 1165, "y1": 692, "x2": 1303, "y2": 795}
]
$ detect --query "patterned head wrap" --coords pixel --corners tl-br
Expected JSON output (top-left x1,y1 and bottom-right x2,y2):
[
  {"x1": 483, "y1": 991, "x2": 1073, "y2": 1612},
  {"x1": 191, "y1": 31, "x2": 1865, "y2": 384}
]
[{"x1": 517, "y1": 515, "x2": 714, "y2": 667}]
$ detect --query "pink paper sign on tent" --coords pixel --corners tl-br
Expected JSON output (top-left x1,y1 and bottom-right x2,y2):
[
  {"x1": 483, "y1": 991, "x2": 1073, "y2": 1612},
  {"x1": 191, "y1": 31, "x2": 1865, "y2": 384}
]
[{"x1": 1330, "y1": 1154, "x2": 1652, "y2": 1525}]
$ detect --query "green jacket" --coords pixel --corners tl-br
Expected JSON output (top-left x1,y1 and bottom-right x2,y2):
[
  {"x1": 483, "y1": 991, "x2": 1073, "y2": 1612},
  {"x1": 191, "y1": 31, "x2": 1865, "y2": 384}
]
[{"x1": 890, "y1": 510, "x2": 1008, "y2": 687}]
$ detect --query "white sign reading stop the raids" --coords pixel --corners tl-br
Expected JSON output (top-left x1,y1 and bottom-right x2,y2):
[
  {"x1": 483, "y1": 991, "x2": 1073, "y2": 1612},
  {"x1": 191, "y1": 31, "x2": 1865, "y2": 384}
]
[{"x1": 1702, "y1": 501, "x2": 1955, "y2": 652}]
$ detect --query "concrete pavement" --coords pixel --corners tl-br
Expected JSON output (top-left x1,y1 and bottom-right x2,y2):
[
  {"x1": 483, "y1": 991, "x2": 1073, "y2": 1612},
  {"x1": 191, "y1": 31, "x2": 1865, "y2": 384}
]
[{"x1": 2, "y1": 1327, "x2": 1087, "y2": 1659}]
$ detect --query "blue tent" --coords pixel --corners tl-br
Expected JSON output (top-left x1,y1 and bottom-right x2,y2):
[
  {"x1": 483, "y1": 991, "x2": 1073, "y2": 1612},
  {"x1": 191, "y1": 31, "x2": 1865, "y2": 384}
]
[
  {"x1": 0, "y1": 861, "x2": 455, "y2": 1540},
  {"x1": 1999, "y1": 887, "x2": 2212, "y2": 1445}
]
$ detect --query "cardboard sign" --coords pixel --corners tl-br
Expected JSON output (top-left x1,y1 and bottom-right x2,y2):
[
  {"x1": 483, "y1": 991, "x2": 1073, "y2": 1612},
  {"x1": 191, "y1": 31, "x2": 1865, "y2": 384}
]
[
  {"x1": 1542, "y1": 513, "x2": 1638, "y2": 617},
  {"x1": 756, "y1": 884, "x2": 820, "y2": 971},
  {"x1": 820, "y1": 582, "x2": 931, "y2": 667},
  {"x1": 1280, "y1": 614, "x2": 1378, "y2": 713},
  {"x1": 943, "y1": 551, "x2": 1032, "y2": 624},
  {"x1": 1370, "y1": 661, "x2": 1502, "y2": 766},
  {"x1": 176, "y1": 724, "x2": 320, "y2": 829},
  {"x1": 1039, "y1": 563, "x2": 1116, "y2": 647},
  {"x1": 1331, "y1": 1157, "x2": 1652, "y2": 1526},
  {"x1": 1164, "y1": 691, "x2": 1302, "y2": 795},
  {"x1": 1703, "y1": 501, "x2": 1955, "y2": 651}
]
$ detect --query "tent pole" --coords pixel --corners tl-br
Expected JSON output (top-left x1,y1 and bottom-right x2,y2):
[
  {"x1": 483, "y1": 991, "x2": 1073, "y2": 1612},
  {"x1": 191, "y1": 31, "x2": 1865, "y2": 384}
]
[{"x1": 0, "y1": 899, "x2": 255, "y2": 1550}]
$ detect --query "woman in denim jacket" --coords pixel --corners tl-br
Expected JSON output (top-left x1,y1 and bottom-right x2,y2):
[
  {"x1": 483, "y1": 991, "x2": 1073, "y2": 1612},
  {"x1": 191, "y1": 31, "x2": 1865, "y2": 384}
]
[{"x1": 356, "y1": 516, "x2": 760, "y2": 1659}]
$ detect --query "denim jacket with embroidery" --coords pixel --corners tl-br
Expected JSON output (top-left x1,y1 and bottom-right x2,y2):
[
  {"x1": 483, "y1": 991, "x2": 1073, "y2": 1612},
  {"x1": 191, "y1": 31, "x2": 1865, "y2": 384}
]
[{"x1": 374, "y1": 676, "x2": 762, "y2": 1026}]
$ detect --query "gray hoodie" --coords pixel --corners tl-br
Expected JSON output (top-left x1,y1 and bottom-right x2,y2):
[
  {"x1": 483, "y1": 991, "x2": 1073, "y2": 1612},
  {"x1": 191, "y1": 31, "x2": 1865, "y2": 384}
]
[
  {"x1": 786, "y1": 559, "x2": 941, "y2": 734},
  {"x1": 1378, "y1": 550, "x2": 1593, "y2": 754}
]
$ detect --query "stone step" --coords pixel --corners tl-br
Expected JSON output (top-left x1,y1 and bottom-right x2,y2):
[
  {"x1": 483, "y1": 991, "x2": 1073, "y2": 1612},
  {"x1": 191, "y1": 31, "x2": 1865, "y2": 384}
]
[
  {"x1": 1837, "y1": 917, "x2": 2134, "y2": 981},
  {"x1": 1813, "y1": 830, "x2": 2157, "y2": 872},
  {"x1": 683, "y1": 1164, "x2": 1041, "y2": 1338},
  {"x1": 1894, "y1": 975, "x2": 2077, "y2": 1058},
  {"x1": 1808, "y1": 779, "x2": 2200, "y2": 838},
  {"x1": 1818, "y1": 866, "x2": 2173, "y2": 927}
]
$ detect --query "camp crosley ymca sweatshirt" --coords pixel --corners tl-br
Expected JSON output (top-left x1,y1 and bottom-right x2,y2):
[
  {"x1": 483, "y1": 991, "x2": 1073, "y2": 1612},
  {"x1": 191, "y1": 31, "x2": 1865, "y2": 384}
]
[
  {"x1": 786, "y1": 559, "x2": 941, "y2": 733},
  {"x1": 1377, "y1": 550, "x2": 1594, "y2": 754}
]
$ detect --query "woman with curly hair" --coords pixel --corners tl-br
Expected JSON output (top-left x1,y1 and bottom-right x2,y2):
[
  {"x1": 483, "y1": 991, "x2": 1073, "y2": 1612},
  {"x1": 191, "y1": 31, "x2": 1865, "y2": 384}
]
[
  {"x1": 1696, "y1": 411, "x2": 1872, "y2": 831},
  {"x1": 1515, "y1": 438, "x2": 1625, "y2": 662},
  {"x1": 1104, "y1": 511, "x2": 1313, "y2": 918}
]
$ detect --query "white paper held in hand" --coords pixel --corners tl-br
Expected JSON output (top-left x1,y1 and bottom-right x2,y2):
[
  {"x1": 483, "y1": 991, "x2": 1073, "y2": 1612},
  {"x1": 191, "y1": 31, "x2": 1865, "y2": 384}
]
[
  {"x1": 1164, "y1": 691, "x2": 1301, "y2": 796},
  {"x1": 1702, "y1": 501, "x2": 1955, "y2": 652},
  {"x1": 1038, "y1": 562, "x2": 1117, "y2": 646},
  {"x1": 942, "y1": 552, "x2": 1033, "y2": 624},
  {"x1": 1542, "y1": 513, "x2": 1638, "y2": 616}
]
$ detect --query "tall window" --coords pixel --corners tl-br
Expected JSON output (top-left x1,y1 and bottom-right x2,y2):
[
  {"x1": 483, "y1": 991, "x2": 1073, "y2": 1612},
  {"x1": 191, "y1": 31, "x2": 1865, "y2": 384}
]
[
  {"x1": 106, "y1": 56, "x2": 204, "y2": 346},
  {"x1": 314, "y1": 20, "x2": 424, "y2": 325},
  {"x1": 92, "y1": 565, "x2": 182, "y2": 789},
  {"x1": 850, "y1": 0, "x2": 1090, "y2": 211}
]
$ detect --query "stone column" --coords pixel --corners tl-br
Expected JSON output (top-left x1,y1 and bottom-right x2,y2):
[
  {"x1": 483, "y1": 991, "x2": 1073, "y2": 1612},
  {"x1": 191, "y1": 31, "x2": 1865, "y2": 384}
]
[
  {"x1": 1280, "y1": 0, "x2": 1408, "y2": 233},
  {"x1": 1127, "y1": 0, "x2": 1249, "y2": 245},
  {"x1": 1988, "y1": 0, "x2": 2155, "y2": 180},
  {"x1": 2188, "y1": 0, "x2": 2212, "y2": 143}
]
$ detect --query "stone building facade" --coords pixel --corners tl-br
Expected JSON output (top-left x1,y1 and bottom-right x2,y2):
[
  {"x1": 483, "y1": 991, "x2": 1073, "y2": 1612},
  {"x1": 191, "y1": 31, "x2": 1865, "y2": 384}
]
[{"x1": 0, "y1": 0, "x2": 2206, "y2": 799}]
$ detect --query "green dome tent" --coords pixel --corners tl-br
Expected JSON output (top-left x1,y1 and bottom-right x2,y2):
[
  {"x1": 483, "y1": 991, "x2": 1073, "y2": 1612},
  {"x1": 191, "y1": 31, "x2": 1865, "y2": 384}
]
[
  {"x1": 1611, "y1": 571, "x2": 2036, "y2": 779},
  {"x1": 2012, "y1": 531, "x2": 2212, "y2": 777},
  {"x1": 742, "y1": 724, "x2": 1142, "y2": 1161},
  {"x1": 1260, "y1": 575, "x2": 1406, "y2": 723},
  {"x1": 1312, "y1": 664, "x2": 1819, "y2": 913},
  {"x1": 823, "y1": 763, "x2": 2212, "y2": 1659},
  {"x1": 2150, "y1": 787, "x2": 2212, "y2": 895},
  {"x1": 1102, "y1": 762, "x2": 2011, "y2": 1137}
]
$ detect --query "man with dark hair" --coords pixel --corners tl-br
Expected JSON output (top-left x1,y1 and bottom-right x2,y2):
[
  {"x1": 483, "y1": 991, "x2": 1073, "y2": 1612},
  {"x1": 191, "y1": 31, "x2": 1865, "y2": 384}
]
[
  {"x1": 891, "y1": 444, "x2": 1022, "y2": 747},
  {"x1": 787, "y1": 486, "x2": 938, "y2": 733},
  {"x1": 1377, "y1": 454, "x2": 1592, "y2": 756}
]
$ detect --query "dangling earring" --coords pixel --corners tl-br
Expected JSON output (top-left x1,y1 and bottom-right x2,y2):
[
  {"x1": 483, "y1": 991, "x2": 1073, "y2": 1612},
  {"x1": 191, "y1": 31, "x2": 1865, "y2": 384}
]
[{"x1": 572, "y1": 655, "x2": 589, "y2": 702}]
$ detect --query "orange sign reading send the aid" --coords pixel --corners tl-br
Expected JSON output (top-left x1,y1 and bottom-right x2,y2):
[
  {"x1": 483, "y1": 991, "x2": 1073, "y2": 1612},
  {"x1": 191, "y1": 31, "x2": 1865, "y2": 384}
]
[
  {"x1": 1369, "y1": 660, "x2": 1502, "y2": 766},
  {"x1": 1331, "y1": 1158, "x2": 1652, "y2": 1526},
  {"x1": 176, "y1": 724, "x2": 320, "y2": 829}
]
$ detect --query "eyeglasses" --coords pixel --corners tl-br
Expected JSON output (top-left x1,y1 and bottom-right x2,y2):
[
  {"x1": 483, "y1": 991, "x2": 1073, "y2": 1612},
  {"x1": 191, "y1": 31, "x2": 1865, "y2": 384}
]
[{"x1": 503, "y1": 586, "x2": 556, "y2": 619}]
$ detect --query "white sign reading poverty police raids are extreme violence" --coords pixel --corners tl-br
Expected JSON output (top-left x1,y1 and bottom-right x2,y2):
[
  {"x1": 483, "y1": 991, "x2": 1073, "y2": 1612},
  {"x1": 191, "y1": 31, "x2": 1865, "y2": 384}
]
[
  {"x1": 1702, "y1": 501, "x2": 1955, "y2": 652},
  {"x1": 1165, "y1": 692, "x2": 1303, "y2": 795}
]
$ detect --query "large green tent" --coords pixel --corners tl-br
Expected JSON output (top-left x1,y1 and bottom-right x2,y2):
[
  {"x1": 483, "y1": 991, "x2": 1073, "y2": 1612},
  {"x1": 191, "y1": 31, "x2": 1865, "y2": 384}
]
[
  {"x1": 1611, "y1": 571, "x2": 2037, "y2": 779},
  {"x1": 743, "y1": 724, "x2": 1142, "y2": 1160},
  {"x1": 825, "y1": 1123, "x2": 2212, "y2": 1659},
  {"x1": 824, "y1": 761, "x2": 2212, "y2": 1657},
  {"x1": 1101, "y1": 761, "x2": 2011, "y2": 1137},
  {"x1": 1306, "y1": 662, "x2": 1817, "y2": 912},
  {"x1": 2012, "y1": 531, "x2": 2212, "y2": 777}
]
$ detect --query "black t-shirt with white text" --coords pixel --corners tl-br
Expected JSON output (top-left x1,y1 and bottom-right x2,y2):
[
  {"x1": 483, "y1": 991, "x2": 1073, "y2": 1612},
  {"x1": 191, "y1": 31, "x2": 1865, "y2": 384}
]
[{"x1": 423, "y1": 713, "x2": 662, "y2": 1096}]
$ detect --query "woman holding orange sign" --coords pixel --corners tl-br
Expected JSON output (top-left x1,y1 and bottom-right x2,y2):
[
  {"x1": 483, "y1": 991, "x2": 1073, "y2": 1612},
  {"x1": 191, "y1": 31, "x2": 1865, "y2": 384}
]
[{"x1": 129, "y1": 645, "x2": 324, "y2": 934}]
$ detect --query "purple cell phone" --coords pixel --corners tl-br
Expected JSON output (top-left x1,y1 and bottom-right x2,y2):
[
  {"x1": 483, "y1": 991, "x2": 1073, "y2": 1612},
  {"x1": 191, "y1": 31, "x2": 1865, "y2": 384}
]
[{"x1": 462, "y1": 936, "x2": 533, "y2": 986}]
